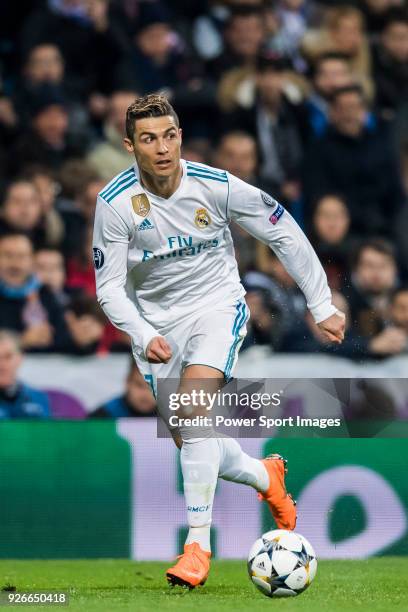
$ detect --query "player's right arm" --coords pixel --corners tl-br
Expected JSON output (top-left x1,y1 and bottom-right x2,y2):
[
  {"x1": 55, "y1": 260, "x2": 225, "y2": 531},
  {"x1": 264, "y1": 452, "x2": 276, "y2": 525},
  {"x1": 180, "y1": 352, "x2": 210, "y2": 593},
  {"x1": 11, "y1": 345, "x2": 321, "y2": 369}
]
[{"x1": 93, "y1": 196, "x2": 171, "y2": 361}]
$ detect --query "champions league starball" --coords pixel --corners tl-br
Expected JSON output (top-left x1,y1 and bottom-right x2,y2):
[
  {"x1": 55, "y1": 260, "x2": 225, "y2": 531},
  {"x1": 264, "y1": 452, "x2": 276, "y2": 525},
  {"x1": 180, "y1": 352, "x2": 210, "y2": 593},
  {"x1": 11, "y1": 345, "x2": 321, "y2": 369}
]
[{"x1": 247, "y1": 530, "x2": 317, "y2": 597}]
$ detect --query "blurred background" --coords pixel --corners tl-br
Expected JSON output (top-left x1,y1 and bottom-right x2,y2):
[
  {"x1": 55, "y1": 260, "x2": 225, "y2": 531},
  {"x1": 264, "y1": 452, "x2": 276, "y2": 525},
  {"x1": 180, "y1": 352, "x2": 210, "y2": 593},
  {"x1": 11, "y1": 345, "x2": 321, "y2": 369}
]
[{"x1": 0, "y1": 0, "x2": 407, "y2": 561}]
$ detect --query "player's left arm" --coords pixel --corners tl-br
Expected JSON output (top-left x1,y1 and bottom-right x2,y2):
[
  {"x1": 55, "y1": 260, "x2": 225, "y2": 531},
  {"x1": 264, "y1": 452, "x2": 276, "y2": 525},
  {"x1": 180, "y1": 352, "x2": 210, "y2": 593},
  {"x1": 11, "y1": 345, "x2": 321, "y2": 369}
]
[{"x1": 225, "y1": 174, "x2": 345, "y2": 344}]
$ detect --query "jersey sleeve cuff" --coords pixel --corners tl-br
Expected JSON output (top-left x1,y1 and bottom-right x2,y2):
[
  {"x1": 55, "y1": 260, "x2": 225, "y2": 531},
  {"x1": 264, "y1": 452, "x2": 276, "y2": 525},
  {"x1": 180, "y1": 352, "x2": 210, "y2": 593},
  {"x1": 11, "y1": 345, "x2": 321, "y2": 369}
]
[
  {"x1": 142, "y1": 328, "x2": 160, "y2": 356},
  {"x1": 309, "y1": 302, "x2": 338, "y2": 324}
]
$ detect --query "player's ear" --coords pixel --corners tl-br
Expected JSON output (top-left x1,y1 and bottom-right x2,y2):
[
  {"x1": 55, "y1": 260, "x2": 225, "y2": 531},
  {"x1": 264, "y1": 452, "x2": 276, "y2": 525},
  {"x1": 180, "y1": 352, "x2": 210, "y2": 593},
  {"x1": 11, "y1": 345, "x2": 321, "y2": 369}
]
[
  {"x1": 178, "y1": 128, "x2": 183, "y2": 144},
  {"x1": 124, "y1": 138, "x2": 135, "y2": 154}
]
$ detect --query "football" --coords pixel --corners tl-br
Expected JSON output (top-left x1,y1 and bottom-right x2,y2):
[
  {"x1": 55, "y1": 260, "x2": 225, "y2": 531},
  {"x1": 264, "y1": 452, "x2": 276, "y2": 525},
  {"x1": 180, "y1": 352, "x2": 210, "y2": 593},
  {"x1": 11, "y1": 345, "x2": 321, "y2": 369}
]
[{"x1": 247, "y1": 529, "x2": 317, "y2": 597}]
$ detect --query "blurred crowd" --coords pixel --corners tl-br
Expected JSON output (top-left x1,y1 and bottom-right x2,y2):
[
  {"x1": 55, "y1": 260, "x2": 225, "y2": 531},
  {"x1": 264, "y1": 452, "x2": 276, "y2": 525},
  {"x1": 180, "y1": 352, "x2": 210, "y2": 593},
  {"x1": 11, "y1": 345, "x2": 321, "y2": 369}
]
[{"x1": 0, "y1": 0, "x2": 408, "y2": 369}]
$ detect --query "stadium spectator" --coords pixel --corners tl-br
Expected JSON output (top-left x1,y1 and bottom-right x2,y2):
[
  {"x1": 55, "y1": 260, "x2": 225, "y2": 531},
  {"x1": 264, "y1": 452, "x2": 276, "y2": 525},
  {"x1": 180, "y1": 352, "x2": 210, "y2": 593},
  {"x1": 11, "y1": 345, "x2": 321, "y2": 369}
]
[
  {"x1": 223, "y1": 53, "x2": 304, "y2": 204},
  {"x1": 213, "y1": 131, "x2": 260, "y2": 273},
  {"x1": 264, "y1": 0, "x2": 308, "y2": 68},
  {"x1": 214, "y1": 131, "x2": 258, "y2": 184},
  {"x1": 389, "y1": 287, "x2": 408, "y2": 338},
  {"x1": 66, "y1": 225, "x2": 97, "y2": 296},
  {"x1": 301, "y1": 6, "x2": 374, "y2": 99},
  {"x1": 241, "y1": 272, "x2": 287, "y2": 351},
  {"x1": 243, "y1": 267, "x2": 303, "y2": 341},
  {"x1": 254, "y1": 247, "x2": 307, "y2": 319},
  {"x1": 58, "y1": 166, "x2": 104, "y2": 259},
  {"x1": 303, "y1": 85, "x2": 405, "y2": 237},
  {"x1": 20, "y1": 0, "x2": 126, "y2": 96},
  {"x1": 13, "y1": 44, "x2": 82, "y2": 116},
  {"x1": 87, "y1": 91, "x2": 137, "y2": 181},
  {"x1": 344, "y1": 239, "x2": 398, "y2": 338},
  {"x1": 0, "y1": 233, "x2": 70, "y2": 352},
  {"x1": 367, "y1": 286, "x2": 408, "y2": 356},
  {"x1": 0, "y1": 179, "x2": 53, "y2": 249},
  {"x1": 115, "y1": 4, "x2": 190, "y2": 95},
  {"x1": 0, "y1": 329, "x2": 50, "y2": 419},
  {"x1": 21, "y1": 165, "x2": 65, "y2": 248},
  {"x1": 181, "y1": 140, "x2": 208, "y2": 164},
  {"x1": 372, "y1": 9, "x2": 408, "y2": 116},
  {"x1": 310, "y1": 194, "x2": 354, "y2": 290},
  {"x1": 360, "y1": 0, "x2": 404, "y2": 36},
  {"x1": 34, "y1": 247, "x2": 70, "y2": 306},
  {"x1": 35, "y1": 247, "x2": 127, "y2": 354},
  {"x1": 64, "y1": 295, "x2": 106, "y2": 354},
  {"x1": 306, "y1": 52, "x2": 354, "y2": 137},
  {"x1": 90, "y1": 361, "x2": 156, "y2": 418},
  {"x1": 10, "y1": 89, "x2": 87, "y2": 174},
  {"x1": 206, "y1": 6, "x2": 266, "y2": 81},
  {"x1": 395, "y1": 145, "x2": 408, "y2": 278}
]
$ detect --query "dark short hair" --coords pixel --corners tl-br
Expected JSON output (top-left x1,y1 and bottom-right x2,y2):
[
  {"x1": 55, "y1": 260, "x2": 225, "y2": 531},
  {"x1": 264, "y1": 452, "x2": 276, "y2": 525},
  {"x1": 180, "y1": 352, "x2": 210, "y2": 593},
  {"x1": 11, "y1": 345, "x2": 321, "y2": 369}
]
[
  {"x1": 328, "y1": 83, "x2": 365, "y2": 105},
  {"x1": 67, "y1": 295, "x2": 106, "y2": 324},
  {"x1": 352, "y1": 238, "x2": 396, "y2": 269},
  {"x1": 125, "y1": 93, "x2": 179, "y2": 141},
  {"x1": 0, "y1": 231, "x2": 34, "y2": 248},
  {"x1": 226, "y1": 5, "x2": 263, "y2": 27},
  {"x1": 1, "y1": 178, "x2": 37, "y2": 204},
  {"x1": 312, "y1": 192, "x2": 349, "y2": 213},
  {"x1": 391, "y1": 285, "x2": 408, "y2": 302},
  {"x1": 311, "y1": 52, "x2": 350, "y2": 79},
  {"x1": 382, "y1": 8, "x2": 408, "y2": 32},
  {"x1": 256, "y1": 51, "x2": 290, "y2": 74},
  {"x1": 20, "y1": 164, "x2": 56, "y2": 182},
  {"x1": 217, "y1": 130, "x2": 256, "y2": 148}
]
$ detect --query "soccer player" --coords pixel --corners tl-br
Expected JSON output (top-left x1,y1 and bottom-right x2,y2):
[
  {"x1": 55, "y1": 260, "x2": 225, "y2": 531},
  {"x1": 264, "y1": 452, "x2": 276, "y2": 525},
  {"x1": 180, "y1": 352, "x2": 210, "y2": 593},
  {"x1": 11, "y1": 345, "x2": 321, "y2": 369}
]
[{"x1": 93, "y1": 94, "x2": 345, "y2": 588}]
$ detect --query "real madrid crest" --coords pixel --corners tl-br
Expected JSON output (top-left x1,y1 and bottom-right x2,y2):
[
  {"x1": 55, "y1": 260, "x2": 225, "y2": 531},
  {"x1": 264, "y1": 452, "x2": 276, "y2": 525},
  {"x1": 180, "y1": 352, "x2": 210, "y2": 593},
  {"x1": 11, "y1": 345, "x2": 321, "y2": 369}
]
[
  {"x1": 195, "y1": 208, "x2": 211, "y2": 229},
  {"x1": 131, "y1": 194, "x2": 150, "y2": 217}
]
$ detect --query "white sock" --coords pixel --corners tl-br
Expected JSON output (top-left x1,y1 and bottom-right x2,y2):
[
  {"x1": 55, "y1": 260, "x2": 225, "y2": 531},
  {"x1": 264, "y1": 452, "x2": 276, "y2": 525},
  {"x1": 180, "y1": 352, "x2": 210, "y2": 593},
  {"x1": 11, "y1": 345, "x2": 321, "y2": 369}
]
[
  {"x1": 185, "y1": 526, "x2": 211, "y2": 551},
  {"x1": 180, "y1": 437, "x2": 220, "y2": 553},
  {"x1": 216, "y1": 437, "x2": 269, "y2": 493}
]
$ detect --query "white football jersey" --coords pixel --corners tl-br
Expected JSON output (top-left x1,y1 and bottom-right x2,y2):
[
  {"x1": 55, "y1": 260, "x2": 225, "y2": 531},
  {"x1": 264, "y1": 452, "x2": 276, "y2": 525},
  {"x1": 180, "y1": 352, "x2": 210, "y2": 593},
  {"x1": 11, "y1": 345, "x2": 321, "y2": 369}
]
[{"x1": 93, "y1": 159, "x2": 336, "y2": 354}]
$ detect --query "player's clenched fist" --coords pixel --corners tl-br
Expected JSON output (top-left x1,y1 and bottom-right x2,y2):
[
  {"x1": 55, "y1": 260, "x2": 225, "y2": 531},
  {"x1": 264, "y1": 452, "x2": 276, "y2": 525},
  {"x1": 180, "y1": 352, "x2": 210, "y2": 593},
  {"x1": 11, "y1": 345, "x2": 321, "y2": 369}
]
[
  {"x1": 146, "y1": 336, "x2": 172, "y2": 363},
  {"x1": 317, "y1": 311, "x2": 346, "y2": 344}
]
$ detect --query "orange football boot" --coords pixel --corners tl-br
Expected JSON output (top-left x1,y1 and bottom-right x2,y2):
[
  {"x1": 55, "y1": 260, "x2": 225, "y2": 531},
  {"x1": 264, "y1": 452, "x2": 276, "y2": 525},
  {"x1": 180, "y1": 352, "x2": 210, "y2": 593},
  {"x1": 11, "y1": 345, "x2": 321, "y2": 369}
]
[
  {"x1": 166, "y1": 542, "x2": 211, "y2": 588},
  {"x1": 257, "y1": 453, "x2": 297, "y2": 530}
]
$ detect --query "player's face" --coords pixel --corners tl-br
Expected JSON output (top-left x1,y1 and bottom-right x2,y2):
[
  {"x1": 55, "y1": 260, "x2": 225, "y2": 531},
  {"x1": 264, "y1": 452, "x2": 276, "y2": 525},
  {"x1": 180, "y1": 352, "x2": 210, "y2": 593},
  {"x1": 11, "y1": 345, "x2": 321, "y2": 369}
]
[{"x1": 125, "y1": 115, "x2": 182, "y2": 179}]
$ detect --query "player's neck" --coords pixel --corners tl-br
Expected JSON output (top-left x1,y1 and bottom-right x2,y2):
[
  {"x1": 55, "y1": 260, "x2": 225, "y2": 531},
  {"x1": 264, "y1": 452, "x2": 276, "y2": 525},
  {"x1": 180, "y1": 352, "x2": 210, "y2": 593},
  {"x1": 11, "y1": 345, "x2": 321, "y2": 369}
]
[{"x1": 139, "y1": 163, "x2": 183, "y2": 199}]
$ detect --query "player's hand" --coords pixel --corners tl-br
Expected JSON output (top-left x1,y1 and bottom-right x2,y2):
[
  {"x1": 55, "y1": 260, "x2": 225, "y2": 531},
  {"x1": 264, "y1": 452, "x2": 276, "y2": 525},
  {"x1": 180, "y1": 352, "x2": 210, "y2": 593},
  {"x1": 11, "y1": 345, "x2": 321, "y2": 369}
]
[
  {"x1": 146, "y1": 336, "x2": 172, "y2": 364},
  {"x1": 317, "y1": 311, "x2": 346, "y2": 344}
]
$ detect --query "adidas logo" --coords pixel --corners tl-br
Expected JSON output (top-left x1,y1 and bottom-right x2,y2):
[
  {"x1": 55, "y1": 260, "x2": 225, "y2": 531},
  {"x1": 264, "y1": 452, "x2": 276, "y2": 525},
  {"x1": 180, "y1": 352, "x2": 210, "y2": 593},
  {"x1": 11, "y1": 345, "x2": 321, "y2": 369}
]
[
  {"x1": 257, "y1": 561, "x2": 265, "y2": 570},
  {"x1": 138, "y1": 218, "x2": 154, "y2": 231}
]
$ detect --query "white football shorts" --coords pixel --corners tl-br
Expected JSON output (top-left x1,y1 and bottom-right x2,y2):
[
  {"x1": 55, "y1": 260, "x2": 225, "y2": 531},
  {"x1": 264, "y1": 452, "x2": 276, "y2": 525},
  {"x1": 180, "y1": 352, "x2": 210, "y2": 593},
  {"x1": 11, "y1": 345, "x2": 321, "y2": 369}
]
[{"x1": 133, "y1": 297, "x2": 249, "y2": 399}]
